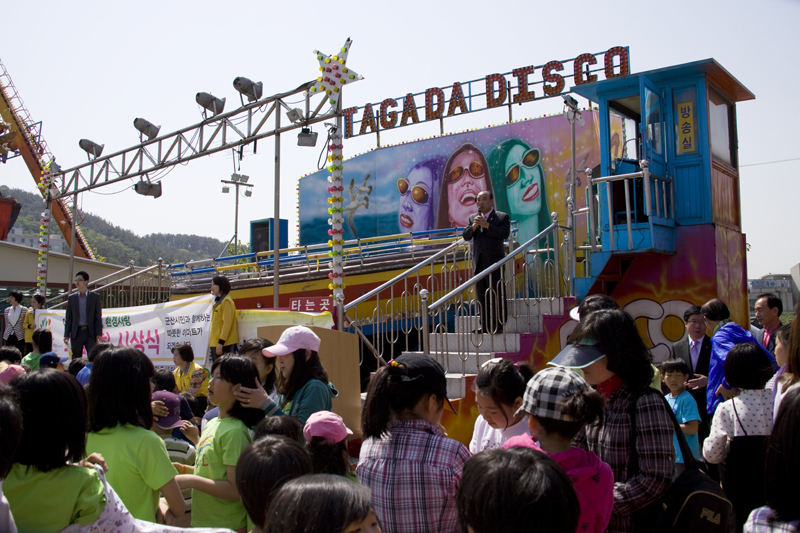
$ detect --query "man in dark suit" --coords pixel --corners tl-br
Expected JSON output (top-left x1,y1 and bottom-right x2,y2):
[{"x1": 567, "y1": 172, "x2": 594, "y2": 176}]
[
  {"x1": 672, "y1": 305, "x2": 712, "y2": 442},
  {"x1": 753, "y1": 292, "x2": 783, "y2": 354},
  {"x1": 63, "y1": 270, "x2": 103, "y2": 358},
  {"x1": 463, "y1": 191, "x2": 510, "y2": 333}
]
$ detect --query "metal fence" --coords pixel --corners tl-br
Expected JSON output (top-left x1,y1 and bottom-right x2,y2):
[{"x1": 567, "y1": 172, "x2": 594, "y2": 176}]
[
  {"x1": 339, "y1": 214, "x2": 572, "y2": 374},
  {"x1": 47, "y1": 260, "x2": 169, "y2": 310}
]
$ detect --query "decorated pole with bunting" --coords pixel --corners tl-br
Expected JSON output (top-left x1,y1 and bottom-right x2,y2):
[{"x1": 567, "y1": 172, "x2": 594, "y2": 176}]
[
  {"x1": 36, "y1": 162, "x2": 57, "y2": 298},
  {"x1": 309, "y1": 38, "x2": 363, "y2": 308}
]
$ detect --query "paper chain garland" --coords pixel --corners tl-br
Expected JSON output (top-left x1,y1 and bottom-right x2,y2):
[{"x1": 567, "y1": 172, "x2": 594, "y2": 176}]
[
  {"x1": 326, "y1": 136, "x2": 346, "y2": 295},
  {"x1": 35, "y1": 164, "x2": 54, "y2": 294}
]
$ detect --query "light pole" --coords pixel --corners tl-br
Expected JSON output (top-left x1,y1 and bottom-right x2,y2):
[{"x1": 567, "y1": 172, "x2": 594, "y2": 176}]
[{"x1": 221, "y1": 173, "x2": 253, "y2": 253}]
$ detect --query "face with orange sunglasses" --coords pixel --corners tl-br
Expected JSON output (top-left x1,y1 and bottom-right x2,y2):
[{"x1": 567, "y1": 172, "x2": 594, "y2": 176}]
[
  {"x1": 398, "y1": 165, "x2": 435, "y2": 232},
  {"x1": 445, "y1": 149, "x2": 488, "y2": 227},
  {"x1": 504, "y1": 145, "x2": 544, "y2": 216}
]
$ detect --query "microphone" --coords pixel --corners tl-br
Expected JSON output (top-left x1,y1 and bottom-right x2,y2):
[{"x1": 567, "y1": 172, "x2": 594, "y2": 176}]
[{"x1": 476, "y1": 210, "x2": 483, "y2": 233}]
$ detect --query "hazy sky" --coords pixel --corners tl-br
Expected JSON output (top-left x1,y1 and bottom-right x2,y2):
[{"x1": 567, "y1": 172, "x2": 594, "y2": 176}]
[{"x1": 1, "y1": 0, "x2": 797, "y2": 278}]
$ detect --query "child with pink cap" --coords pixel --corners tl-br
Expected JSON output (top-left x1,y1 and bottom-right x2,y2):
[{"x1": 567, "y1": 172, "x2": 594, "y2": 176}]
[
  {"x1": 236, "y1": 326, "x2": 338, "y2": 426},
  {"x1": 303, "y1": 411, "x2": 356, "y2": 481}
]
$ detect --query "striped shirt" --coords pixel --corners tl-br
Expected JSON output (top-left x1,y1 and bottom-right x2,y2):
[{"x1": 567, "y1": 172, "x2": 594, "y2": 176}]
[
  {"x1": 357, "y1": 419, "x2": 470, "y2": 533},
  {"x1": 160, "y1": 435, "x2": 196, "y2": 508}
]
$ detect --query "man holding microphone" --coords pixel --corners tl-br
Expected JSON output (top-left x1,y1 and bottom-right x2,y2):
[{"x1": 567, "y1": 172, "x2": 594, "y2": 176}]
[{"x1": 463, "y1": 191, "x2": 510, "y2": 334}]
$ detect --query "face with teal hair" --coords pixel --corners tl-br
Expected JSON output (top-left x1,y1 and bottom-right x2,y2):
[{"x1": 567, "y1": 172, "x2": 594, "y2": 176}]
[{"x1": 504, "y1": 144, "x2": 544, "y2": 217}]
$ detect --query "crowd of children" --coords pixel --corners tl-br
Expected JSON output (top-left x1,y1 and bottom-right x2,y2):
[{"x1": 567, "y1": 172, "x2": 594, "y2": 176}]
[{"x1": 0, "y1": 300, "x2": 798, "y2": 532}]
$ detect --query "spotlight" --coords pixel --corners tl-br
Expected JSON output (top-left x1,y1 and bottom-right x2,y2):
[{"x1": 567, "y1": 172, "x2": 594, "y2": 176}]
[
  {"x1": 233, "y1": 77, "x2": 263, "y2": 103},
  {"x1": 78, "y1": 139, "x2": 104, "y2": 159},
  {"x1": 133, "y1": 118, "x2": 161, "y2": 140},
  {"x1": 297, "y1": 127, "x2": 318, "y2": 147},
  {"x1": 286, "y1": 108, "x2": 304, "y2": 123},
  {"x1": 196, "y1": 92, "x2": 226, "y2": 116},
  {"x1": 231, "y1": 173, "x2": 249, "y2": 184},
  {"x1": 222, "y1": 186, "x2": 230, "y2": 193},
  {"x1": 562, "y1": 94, "x2": 579, "y2": 110},
  {"x1": 244, "y1": 190, "x2": 252, "y2": 197},
  {"x1": 134, "y1": 180, "x2": 162, "y2": 199}
]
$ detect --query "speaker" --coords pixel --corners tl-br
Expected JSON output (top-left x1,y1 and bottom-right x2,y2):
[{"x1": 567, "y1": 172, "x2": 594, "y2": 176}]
[
  {"x1": 253, "y1": 226, "x2": 271, "y2": 253},
  {"x1": 250, "y1": 218, "x2": 287, "y2": 255}
]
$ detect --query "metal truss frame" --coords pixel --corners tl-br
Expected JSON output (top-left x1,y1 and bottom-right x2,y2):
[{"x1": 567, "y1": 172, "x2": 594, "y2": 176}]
[{"x1": 51, "y1": 80, "x2": 335, "y2": 201}]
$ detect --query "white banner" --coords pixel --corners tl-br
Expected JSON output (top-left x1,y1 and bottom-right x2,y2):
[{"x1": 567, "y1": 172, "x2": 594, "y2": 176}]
[
  {"x1": 38, "y1": 294, "x2": 215, "y2": 366},
  {"x1": 36, "y1": 296, "x2": 334, "y2": 367}
]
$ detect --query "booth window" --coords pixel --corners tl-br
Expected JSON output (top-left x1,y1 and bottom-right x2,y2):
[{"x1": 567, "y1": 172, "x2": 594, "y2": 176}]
[
  {"x1": 644, "y1": 87, "x2": 663, "y2": 156},
  {"x1": 708, "y1": 88, "x2": 733, "y2": 165},
  {"x1": 608, "y1": 97, "x2": 640, "y2": 172},
  {"x1": 673, "y1": 86, "x2": 698, "y2": 156}
]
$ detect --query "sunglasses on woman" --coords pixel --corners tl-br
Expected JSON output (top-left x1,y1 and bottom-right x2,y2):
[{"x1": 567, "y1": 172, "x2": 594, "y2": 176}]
[
  {"x1": 397, "y1": 178, "x2": 430, "y2": 205},
  {"x1": 505, "y1": 149, "x2": 541, "y2": 187},
  {"x1": 447, "y1": 161, "x2": 485, "y2": 184}
]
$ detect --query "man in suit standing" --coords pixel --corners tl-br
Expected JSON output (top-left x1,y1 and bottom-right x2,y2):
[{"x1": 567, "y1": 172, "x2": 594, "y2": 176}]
[
  {"x1": 753, "y1": 292, "x2": 783, "y2": 354},
  {"x1": 463, "y1": 191, "x2": 510, "y2": 333},
  {"x1": 63, "y1": 270, "x2": 103, "y2": 358},
  {"x1": 672, "y1": 305, "x2": 712, "y2": 443}
]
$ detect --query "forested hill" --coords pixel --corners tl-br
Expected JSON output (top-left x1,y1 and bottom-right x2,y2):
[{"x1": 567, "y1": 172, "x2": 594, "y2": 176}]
[{"x1": 1, "y1": 186, "x2": 225, "y2": 266}]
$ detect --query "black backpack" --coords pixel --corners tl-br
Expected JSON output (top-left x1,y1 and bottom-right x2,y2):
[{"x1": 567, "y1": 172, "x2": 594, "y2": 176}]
[{"x1": 628, "y1": 387, "x2": 732, "y2": 532}]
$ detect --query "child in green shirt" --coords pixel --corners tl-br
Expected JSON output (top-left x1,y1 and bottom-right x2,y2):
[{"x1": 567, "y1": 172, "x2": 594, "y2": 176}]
[
  {"x1": 20, "y1": 328, "x2": 52, "y2": 371},
  {"x1": 0, "y1": 379, "x2": 22, "y2": 533},
  {"x1": 4, "y1": 369, "x2": 106, "y2": 533},
  {"x1": 176, "y1": 355, "x2": 265, "y2": 532},
  {"x1": 85, "y1": 346, "x2": 186, "y2": 523}
]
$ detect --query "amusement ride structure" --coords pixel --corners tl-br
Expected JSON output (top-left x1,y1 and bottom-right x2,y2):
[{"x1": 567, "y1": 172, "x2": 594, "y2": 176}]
[{"x1": 1, "y1": 42, "x2": 755, "y2": 440}]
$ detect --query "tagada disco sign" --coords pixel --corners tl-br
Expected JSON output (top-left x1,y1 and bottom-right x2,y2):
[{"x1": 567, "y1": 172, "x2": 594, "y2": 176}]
[{"x1": 341, "y1": 46, "x2": 630, "y2": 139}]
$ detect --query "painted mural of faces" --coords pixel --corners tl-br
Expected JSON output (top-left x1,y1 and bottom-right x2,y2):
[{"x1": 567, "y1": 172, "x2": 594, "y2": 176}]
[
  {"x1": 504, "y1": 145, "x2": 544, "y2": 217},
  {"x1": 398, "y1": 166, "x2": 434, "y2": 232},
  {"x1": 397, "y1": 157, "x2": 446, "y2": 233},
  {"x1": 444, "y1": 147, "x2": 489, "y2": 227}
]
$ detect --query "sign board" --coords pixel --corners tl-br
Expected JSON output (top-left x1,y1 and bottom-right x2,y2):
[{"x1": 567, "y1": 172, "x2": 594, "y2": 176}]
[
  {"x1": 37, "y1": 296, "x2": 335, "y2": 366},
  {"x1": 342, "y1": 46, "x2": 630, "y2": 138},
  {"x1": 290, "y1": 297, "x2": 334, "y2": 313}
]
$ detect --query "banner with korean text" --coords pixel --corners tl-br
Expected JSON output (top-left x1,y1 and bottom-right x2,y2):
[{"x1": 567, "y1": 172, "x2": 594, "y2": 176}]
[
  {"x1": 38, "y1": 294, "x2": 216, "y2": 366},
  {"x1": 36, "y1": 295, "x2": 335, "y2": 367}
]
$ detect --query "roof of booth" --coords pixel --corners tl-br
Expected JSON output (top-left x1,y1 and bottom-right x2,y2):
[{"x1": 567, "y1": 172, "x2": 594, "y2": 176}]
[{"x1": 571, "y1": 58, "x2": 755, "y2": 103}]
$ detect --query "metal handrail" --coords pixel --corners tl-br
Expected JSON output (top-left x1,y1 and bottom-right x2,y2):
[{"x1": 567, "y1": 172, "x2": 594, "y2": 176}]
[
  {"x1": 428, "y1": 218, "x2": 560, "y2": 312},
  {"x1": 48, "y1": 261, "x2": 166, "y2": 309},
  {"x1": 589, "y1": 160, "x2": 674, "y2": 252},
  {"x1": 343, "y1": 238, "x2": 467, "y2": 312}
]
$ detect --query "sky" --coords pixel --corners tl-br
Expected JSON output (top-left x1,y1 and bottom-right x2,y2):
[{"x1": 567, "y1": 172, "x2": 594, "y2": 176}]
[{"x1": 1, "y1": 0, "x2": 797, "y2": 278}]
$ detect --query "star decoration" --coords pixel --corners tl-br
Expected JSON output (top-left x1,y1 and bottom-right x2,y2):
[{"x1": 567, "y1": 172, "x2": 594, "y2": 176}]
[{"x1": 310, "y1": 37, "x2": 363, "y2": 110}]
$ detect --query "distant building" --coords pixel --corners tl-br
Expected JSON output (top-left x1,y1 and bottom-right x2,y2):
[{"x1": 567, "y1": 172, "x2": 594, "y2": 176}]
[
  {"x1": 748, "y1": 273, "x2": 797, "y2": 314},
  {"x1": 3, "y1": 226, "x2": 65, "y2": 253}
]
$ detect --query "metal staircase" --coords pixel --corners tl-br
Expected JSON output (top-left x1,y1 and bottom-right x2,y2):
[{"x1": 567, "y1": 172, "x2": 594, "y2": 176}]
[{"x1": 342, "y1": 214, "x2": 577, "y2": 400}]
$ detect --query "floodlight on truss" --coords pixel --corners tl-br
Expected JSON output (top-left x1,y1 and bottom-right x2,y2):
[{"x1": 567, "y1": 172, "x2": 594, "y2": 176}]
[
  {"x1": 133, "y1": 118, "x2": 161, "y2": 140},
  {"x1": 286, "y1": 108, "x2": 304, "y2": 123},
  {"x1": 297, "y1": 127, "x2": 318, "y2": 147},
  {"x1": 233, "y1": 77, "x2": 263, "y2": 104},
  {"x1": 196, "y1": 92, "x2": 226, "y2": 117},
  {"x1": 78, "y1": 139, "x2": 104, "y2": 159},
  {"x1": 133, "y1": 179, "x2": 162, "y2": 199}
]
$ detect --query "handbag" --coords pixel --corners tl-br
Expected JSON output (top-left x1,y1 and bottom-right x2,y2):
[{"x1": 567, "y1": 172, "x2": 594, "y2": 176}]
[{"x1": 628, "y1": 387, "x2": 732, "y2": 532}]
